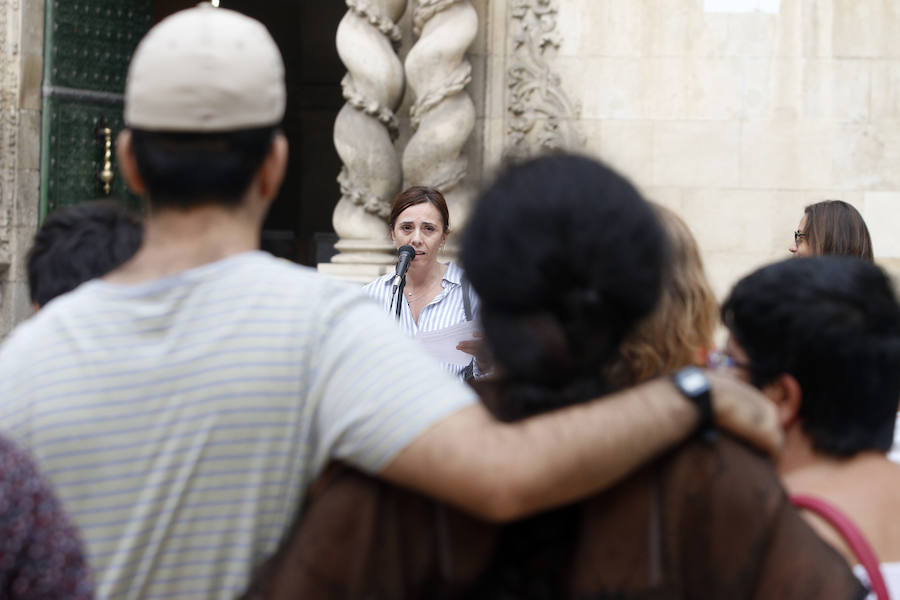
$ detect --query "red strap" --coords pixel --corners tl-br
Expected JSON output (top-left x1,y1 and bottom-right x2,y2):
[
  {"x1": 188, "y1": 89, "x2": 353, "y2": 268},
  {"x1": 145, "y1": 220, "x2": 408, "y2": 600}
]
[{"x1": 791, "y1": 494, "x2": 890, "y2": 600}]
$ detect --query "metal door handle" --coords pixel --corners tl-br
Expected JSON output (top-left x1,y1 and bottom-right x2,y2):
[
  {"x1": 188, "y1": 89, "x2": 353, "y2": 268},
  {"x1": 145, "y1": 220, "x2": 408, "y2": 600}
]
[{"x1": 95, "y1": 120, "x2": 114, "y2": 195}]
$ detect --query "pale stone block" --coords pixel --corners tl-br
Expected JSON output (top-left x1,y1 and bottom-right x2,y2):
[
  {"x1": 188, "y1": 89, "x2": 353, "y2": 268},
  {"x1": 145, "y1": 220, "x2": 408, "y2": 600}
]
[
  {"x1": 641, "y1": 186, "x2": 685, "y2": 213},
  {"x1": 576, "y1": 57, "x2": 647, "y2": 119},
  {"x1": 591, "y1": 119, "x2": 654, "y2": 188},
  {"x1": 803, "y1": 59, "x2": 870, "y2": 122},
  {"x1": 485, "y1": 54, "x2": 507, "y2": 120},
  {"x1": 863, "y1": 192, "x2": 900, "y2": 258},
  {"x1": 19, "y1": 53, "x2": 41, "y2": 111},
  {"x1": 485, "y1": 0, "x2": 507, "y2": 58},
  {"x1": 741, "y1": 58, "x2": 804, "y2": 120},
  {"x1": 652, "y1": 121, "x2": 740, "y2": 187},
  {"x1": 870, "y1": 59, "x2": 900, "y2": 121},
  {"x1": 770, "y1": 191, "x2": 815, "y2": 253},
  {"x1": 555, "y1": 0, "x2": 584, "y2": 57},
  {"x1": 832, "y1": 0, "x2": 885, "y2": 58},
  {"x1": 685, "y1": 57, "x2": 744, "y2": 120},
  {"x1": 769, "y1": 58, "x2": 804, "y2": 119},
  {"x1": 772, "y1": 0, "x2": 802, "y2": 58},
  {"x1": 830, "y1": 60, "x2": 870, "y2": 122},
  {"x1": 679, "y1": 188, "x2": 777, "y2": 255},
  {"x1": 702, "y1": 0, "x2": 779, "y2": 14},
  {"x1": 15, "y1": 168, "x2": 39, "y2": 230},
  {"x1": 833, "y1": 124, "x2": 900, "y2": 190},
  {"x1": 17, "y1": 109, "x2": 40, "y2": 172},
  {"x1": 686, "y1": 11, "x2": 733, "y2": 57},
  {"x1": 645, "y1": 57, "x2": 688, "y2": 119},
  {"x1": 740, "y1": 119, "x2": 834, "y2": 189},
  {"x1": 741, "y1": 58, "x2": 775, "y2": 118},
  {"x1": 644, "y1": 0, "x2": 690, "y2": 57},
  {"x1": 724, "y1": 13, "x2": 777, "y2": 57},
  {"x1": 20, "y1": 0, "x2": 43, "y2": 57},
  {"x1": 704, "y1": 250, "x2": 776, "y2": 302},
  {"x1": 802, "y1": 0, "x2": 834, "y2": 58},
  {"x1": 580, "y1": 0, "x2": 648, "y2": 58}
]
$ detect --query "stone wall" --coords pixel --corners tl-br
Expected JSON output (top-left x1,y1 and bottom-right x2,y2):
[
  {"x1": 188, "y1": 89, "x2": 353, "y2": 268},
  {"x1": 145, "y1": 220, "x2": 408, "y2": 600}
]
[
  {"x1": 0, "y1": 0, "x2": 42, "y2": 338},
  {"x1": 480, "y1": 0, "x2": 900, "y2": 298}
]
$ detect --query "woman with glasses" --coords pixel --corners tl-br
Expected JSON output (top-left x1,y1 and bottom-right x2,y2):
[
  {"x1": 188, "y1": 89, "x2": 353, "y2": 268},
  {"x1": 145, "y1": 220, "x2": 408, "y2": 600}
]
[{"x1": 789, "y1": 200, "x2": 873, "y2": 261}]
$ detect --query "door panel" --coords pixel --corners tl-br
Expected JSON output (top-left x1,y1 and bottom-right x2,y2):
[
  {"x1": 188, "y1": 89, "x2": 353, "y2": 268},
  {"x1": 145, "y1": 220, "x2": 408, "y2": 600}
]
[{"x1": 40, "y1": 0, "x2": 153, "y2": 217}]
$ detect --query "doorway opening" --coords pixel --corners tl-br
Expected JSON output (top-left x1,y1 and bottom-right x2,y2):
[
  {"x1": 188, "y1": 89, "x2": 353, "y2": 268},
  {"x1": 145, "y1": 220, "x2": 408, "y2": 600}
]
[{"x1": 153, "y1": 1, "x2": 345, "y2": 266}]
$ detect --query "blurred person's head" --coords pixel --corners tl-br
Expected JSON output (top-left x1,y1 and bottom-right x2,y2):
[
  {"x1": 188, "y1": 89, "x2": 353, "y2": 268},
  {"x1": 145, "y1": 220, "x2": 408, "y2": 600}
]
[
  {"x1": 721, "y1": 256, "x2": 900, "y2": 461},
  {"x1": 461, "y1": 153, "x2": 666, "y2": 421},
  {"x1": 789, "y1": 200, "x2": 873, "y2": 261},
  {"x1": 116, "y1": 5, "x2": 287, "y2": 215},
  {"x1": 27, "y1": 202, "x2": 142, "y2": 309},
  {"x1": 605, "y1": 204, "x2": 718, "y2": 388},
  {"x1": 389, "y1": 186, "x2": 450, "y2": 271}
]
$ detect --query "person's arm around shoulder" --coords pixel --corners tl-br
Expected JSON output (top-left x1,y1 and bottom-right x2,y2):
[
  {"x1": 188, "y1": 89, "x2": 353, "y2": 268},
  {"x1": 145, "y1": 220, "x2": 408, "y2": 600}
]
[{"x1": 380, "y1": 372, "x2": 780, "y2": 522}]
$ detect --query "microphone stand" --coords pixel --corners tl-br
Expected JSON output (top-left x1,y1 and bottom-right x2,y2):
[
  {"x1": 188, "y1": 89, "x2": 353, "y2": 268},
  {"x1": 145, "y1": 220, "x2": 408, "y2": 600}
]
[{"x1": 390, "y1": 274, "x2": 406, "y2": 320}]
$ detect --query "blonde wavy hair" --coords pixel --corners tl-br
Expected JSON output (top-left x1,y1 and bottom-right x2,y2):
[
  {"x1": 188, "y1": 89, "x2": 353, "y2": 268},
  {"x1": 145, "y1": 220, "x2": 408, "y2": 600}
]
[{"x1": 605, "y1": 204, "x2": 718, "y2": 387}]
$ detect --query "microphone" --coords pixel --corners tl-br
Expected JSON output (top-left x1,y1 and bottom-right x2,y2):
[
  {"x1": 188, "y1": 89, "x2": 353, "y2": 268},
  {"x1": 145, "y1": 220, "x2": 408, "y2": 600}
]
[{"x1": 393, "y1": 245, "x2": 415, "y2": 287}]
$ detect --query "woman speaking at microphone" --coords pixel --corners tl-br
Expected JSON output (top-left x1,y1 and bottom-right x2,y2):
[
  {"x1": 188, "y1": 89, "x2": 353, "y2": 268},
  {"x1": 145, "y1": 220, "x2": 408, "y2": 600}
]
[{"x1": 363, "y1": 186, "x2": 485, "y2": 380}]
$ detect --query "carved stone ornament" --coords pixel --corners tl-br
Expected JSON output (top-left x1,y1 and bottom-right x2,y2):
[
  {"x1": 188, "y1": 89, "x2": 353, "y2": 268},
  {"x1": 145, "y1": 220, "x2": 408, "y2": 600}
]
[
  {"x1": 346, "y1": 0, "x2": 402, "y2": 42},
  {"x1": 403, "y1": 0, "x2": 477, "y2": 241},
  {"x1": 505, "y1": 0, "x2": 584, "y2": 159},
  {"x1": 328, "y1": 0, "x2": 407, "y2": 269}
]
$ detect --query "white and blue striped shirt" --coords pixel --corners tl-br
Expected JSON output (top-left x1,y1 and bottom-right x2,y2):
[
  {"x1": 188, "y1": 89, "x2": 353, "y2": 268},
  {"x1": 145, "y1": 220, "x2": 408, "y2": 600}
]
[
  {"x1": 0, "y1": 251, "x2": 474, "y2": 600},
  {"x1": 362, "y1": 261, "x2": 480, "y2": 378}
]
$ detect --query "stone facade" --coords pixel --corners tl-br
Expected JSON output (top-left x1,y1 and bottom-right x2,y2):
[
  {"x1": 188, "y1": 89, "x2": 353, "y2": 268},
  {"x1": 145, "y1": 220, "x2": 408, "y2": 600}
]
[
  {"x1": 0, "y1": 0, "x2": 42, "y2": 338},
  {"x1": 522, "y1": 0, "x2": 900, "y2": 298},
  {"x1": 1, "y1": 0, "x2": 899, "y2": 337}
]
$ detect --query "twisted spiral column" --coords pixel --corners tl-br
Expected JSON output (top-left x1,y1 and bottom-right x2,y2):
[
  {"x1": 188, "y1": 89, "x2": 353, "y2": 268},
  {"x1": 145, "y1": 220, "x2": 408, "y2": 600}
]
[
  {"x1": 402, "y1": 0, "x2": 478, "y2": 251},
  {"x1": 328, "y1": 0, "x2": 407, "y2": 271}
]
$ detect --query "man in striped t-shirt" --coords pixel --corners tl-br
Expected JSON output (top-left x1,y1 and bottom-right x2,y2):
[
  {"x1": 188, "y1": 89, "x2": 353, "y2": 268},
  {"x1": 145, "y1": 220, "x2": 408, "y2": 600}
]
[{"x1": 0, "y1": 6, "x2": 779, "y2": 599}]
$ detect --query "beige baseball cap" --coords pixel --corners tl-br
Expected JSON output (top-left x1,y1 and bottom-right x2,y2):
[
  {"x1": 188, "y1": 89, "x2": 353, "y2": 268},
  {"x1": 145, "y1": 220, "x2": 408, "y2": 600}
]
[{"x1": 124, "y1": 4, "x2": 286, "y2": 132}]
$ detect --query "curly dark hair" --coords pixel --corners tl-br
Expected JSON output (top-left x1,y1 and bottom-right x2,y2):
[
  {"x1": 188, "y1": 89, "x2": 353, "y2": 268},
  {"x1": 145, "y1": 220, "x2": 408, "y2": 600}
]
[
  {"x1": 462, "y1": 153, "x2": 667, "y2": 421},
  {"x1": 27, "y1": 201, "x2": 142, "y2": 307},
  {"x1": 722, "y1": 256, "x2": 900, "y2": 456}
]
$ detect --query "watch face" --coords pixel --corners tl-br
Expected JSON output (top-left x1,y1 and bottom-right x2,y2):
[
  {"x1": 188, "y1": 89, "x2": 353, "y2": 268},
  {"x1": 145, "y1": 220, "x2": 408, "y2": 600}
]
[{"x1": 677, "y1": 367, "x2": 710, "y2": 395}]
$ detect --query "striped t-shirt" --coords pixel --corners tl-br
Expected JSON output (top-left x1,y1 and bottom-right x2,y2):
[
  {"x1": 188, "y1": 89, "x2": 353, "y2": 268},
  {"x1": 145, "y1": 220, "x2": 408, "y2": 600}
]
[
  {"x1": 0, "y1": 251, "x2": 474, "y2": 599},
  {"x1": 363, "y1": 261, "x2": 480, "y2": 377}
]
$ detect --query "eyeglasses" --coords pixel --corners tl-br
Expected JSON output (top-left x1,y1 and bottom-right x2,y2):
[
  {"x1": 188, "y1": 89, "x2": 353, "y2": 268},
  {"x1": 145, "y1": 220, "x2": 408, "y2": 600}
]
[
  {"x1": 793, "y1": 230, "x2": 808, "y2": 244},
  {"x1": 706, "y1": 349, "x2": 752, "y2": 371}
]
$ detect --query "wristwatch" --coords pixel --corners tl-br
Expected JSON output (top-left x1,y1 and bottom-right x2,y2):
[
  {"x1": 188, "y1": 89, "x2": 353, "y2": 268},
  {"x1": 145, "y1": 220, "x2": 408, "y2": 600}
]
[{"x1": 671, "y1": 366, "x2": 717, "y2": 441}]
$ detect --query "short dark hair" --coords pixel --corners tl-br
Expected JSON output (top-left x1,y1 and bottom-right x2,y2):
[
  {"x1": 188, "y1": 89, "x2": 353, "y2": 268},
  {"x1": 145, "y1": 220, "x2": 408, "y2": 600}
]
[
  {"x1": 722, "y1": 256, "x2": 900, "y2": 457},
  {"x1": 461, "y1": 153, "x2": 666, "y2": 420},
  {"x1": 129, "y1": 126, "x2": 277, "y2": 209},
  {"x1": 388, "y1": 186, "x2": 450, "y2": 233},
  {"x1": 803, "y1": 200, "x2": 873, "y2": 261},
  {"x1": 27, "y1": 201, "x2": 143, "y2": 307}
]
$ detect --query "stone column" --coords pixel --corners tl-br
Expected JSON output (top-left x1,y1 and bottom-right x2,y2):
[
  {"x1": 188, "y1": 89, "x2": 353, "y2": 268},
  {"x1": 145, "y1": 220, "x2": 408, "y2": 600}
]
[
  {"x1": 319, "y1": 0, "x2": 408, "y2": 282},
  {"x1": 402, "y1": 0, "x2": 477, "y2": 252},
  {"x1": 0, "y1": 0, "x2": 41, "y2": 338}
]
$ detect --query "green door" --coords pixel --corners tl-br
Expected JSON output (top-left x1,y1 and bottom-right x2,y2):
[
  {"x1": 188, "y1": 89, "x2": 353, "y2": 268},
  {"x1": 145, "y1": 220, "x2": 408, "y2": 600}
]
[{"x1": 40, "y1": 0, "x2": 153, "y2": 219}]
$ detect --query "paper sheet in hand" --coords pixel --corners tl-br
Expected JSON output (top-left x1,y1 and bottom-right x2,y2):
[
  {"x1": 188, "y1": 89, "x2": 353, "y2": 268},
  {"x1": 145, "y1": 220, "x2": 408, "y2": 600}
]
[{"x1": 415, "y1": 320, "x2": 478, "y2": 366}]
